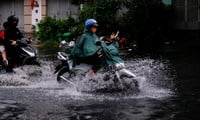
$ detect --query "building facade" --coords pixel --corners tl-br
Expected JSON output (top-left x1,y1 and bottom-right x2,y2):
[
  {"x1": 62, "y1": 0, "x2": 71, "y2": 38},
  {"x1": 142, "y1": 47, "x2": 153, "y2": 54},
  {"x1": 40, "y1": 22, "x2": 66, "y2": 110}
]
[
  {"x1": 0, "y1": 0, "x2": 79, "y2": 33},
  {"x1": 0, "y1": 0, "x2": 199, "y2": 32}
]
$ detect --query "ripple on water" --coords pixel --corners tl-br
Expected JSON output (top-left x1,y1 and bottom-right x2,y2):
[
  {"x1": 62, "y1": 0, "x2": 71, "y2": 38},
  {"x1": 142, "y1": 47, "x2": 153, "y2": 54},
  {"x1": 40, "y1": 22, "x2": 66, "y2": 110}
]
[{"x1": 0, "y1": 100, "x2": 26, "y2": 120}]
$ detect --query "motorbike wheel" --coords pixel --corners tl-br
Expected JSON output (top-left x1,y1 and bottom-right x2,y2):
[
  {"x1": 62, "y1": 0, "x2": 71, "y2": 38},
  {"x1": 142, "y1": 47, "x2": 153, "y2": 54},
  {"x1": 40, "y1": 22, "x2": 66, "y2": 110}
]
[
  {"x1": 119, "y1": 75, "x2": 139, "y2": 90},
  {"x1": 32, "y1": 60, "x2": 41, "y2": 67},
  {"x1": 22, "y1": 58, "x2": 40, "y2": 67},
  {"x1": 57, "y1": 67, "x2": 74, "y2": 87}
]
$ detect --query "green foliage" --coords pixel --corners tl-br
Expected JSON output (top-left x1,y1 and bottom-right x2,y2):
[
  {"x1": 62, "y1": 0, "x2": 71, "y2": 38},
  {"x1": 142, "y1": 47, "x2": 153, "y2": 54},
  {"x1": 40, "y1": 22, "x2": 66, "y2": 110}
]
[
  {"x1": 121, "y1": 0, "x2": 148, "y2": 40},
  {"x1": 31, "y1": 25, "x2": 37, "y2": 38},
  {"x1": 73, "y1": 0, "x2": 173, "y2": 50},
  {"x1": 116, "y1": 0, "x2": 173, "y2": 50},
  {"x1": 39, "y1": 39, "x2": 58, "y2": 48},
  {"x1": 71, "y1": 22, "x2": 84, "y2": 35},
  {"x1": 38, "y1": 0, "x2": 174, "y2": 51},
  {"x1": 70, "y1": 0, "x2": 80, "y2": 5},
  {"x1": 79, "y1": 0, "x2": 123, "y2": 35},
  {"x1": 37, "y1": 16, "x2": 76, "y2": 41}
]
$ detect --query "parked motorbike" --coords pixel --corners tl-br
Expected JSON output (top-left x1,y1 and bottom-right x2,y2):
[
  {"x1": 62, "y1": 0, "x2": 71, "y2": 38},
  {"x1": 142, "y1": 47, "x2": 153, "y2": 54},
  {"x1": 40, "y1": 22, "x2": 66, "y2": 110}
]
[{"x1": 54, "y1": 37, "x2": 139, "y2": 92}]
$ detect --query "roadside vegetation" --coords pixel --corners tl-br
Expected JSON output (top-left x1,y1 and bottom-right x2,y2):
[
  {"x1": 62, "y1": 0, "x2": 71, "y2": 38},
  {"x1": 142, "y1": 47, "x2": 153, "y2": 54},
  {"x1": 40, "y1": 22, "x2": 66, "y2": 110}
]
[{"x1": 36, "y1": 0, "x2": 173, "y2": 51}]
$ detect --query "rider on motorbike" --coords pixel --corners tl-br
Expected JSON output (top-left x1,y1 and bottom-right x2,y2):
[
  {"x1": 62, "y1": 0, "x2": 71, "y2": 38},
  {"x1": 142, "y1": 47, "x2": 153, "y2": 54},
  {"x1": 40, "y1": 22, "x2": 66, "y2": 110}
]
[
  {"x1": 55, "y1": 19, "x2": 138, "y2": 89},
  {"x1": 4, "y1": 15, "x2": 23, "y2": 68},
  {"x1": 72, "y1": 19, "x2": 102, "y2": 76},
  {"x1": 72, "y1": 19, "x2": 124, "y2": 76}
]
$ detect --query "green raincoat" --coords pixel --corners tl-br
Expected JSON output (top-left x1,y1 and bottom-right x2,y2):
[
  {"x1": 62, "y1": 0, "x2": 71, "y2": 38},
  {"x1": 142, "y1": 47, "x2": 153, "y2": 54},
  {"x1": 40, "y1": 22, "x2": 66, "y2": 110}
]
[
  {"x1": 72, "y1": 30, "x2": 123, "y2": 67},
  {"x1": 100, "y1": 42, "x2": 123, "y2": 66},
  {"x1": 72, "y1": 31, "x2": 101, "y2": 66}
]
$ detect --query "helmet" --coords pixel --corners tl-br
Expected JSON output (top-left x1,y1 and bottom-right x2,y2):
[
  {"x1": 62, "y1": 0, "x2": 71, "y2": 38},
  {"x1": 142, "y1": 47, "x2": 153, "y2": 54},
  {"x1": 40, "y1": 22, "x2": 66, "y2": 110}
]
[
  {"x1": 7, "y1": 15, "x2": 19, "y2": 26},
  {"x1": 85, "y1": 19, "x2": 98, "y2": 28}
]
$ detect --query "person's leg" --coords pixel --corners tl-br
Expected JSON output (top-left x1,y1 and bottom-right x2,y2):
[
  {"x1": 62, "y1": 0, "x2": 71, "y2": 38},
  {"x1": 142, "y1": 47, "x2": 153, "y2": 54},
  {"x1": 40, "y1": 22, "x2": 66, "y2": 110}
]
[
  {"x1": 5, "y1": 46, "x2": 16, "y2": 68},
  {"x1": 0, "y1": 46, "x2": 8, "y2": 66},
  {"x1": 2, "y1": 50, "x2": 8, "y2": 66},
  {"x1": 85, "y1": 55, "x2": 102, "y2": 77},
  {"x1": 9, "y1": 47, "x2": 20, "y2": 67},
  {"x1": 87, "y1": 68, "x2": 95, "y2": 77}
]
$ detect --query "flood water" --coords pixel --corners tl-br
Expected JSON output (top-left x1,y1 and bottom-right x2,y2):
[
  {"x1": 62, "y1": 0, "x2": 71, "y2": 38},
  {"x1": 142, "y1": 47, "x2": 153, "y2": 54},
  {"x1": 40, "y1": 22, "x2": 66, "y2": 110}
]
[{"x1": 0, "y1": 41, "x2": 200, "y2": 120}]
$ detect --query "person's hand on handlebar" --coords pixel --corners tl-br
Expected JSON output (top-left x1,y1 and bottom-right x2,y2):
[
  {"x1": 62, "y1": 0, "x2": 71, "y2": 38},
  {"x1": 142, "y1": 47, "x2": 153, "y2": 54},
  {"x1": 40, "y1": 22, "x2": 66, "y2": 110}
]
[{"x1": 10, "y1": 40, "x2": 17, "y2": 46}]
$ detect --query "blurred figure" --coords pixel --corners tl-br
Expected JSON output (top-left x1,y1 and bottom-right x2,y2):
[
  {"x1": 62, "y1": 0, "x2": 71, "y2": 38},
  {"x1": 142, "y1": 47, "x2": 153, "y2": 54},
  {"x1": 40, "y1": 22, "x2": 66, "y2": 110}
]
[
  {"x1": 4, "y1": 15, "x2": 23, "y2": 68},
  {"x1": 0, "y1": 22, "x2": 8, "y2": 66},
  {"x1": 110, "y1": 32, "x2": 116, "y2": 40},
  {"x1": 110, "y1": 31, "x2": 119, "y2": 48}
]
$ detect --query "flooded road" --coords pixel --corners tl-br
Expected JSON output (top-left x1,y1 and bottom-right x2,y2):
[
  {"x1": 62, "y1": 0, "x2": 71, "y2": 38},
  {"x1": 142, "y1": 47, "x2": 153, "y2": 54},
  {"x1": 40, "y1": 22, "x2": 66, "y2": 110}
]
[{"x1": 0, "y1": 44, "x2": 199, "y2": 120}]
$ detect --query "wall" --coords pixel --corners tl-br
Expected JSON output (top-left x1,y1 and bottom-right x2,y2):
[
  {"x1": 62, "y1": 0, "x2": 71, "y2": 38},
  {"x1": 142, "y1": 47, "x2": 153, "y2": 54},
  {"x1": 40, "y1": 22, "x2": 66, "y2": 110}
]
[
  {"x1": 0, "y1": 0, "x2": 24, "y2": 30},
  {"x1": 1, "y1": 0, "x2": 78, "y2": 32},
  {"x1": 47, "y1": 0, "x2": 79, "y2": 19},
  {"x1": 24, "y1": 0, "x2": 47, "y2": 33}
]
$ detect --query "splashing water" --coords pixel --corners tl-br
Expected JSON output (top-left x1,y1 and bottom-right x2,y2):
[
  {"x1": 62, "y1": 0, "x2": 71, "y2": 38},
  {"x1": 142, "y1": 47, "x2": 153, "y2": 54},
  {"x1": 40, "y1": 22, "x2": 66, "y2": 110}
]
[
  {"x1": 0, "y1": 61, "x2": 61, "y2": 89},
  {"x1": 0, "y1": 57, "x2": 176, "y2": 100},
  {"x1": 49, "y1": 57, "x2": 175, "y2": 99},
  {"x1": 124, "y1": 58, "x2": 175, "y2": 98},
  {"x1": 65, "y1": 57, "x2": 175, "y2": 99}
]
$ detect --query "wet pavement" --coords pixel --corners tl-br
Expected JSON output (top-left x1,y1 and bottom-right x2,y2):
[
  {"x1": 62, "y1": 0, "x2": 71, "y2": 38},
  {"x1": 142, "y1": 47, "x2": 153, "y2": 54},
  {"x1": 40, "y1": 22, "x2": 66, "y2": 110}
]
[{"x1": 0, "y1": 41, "x2": 200, "y2": 120}]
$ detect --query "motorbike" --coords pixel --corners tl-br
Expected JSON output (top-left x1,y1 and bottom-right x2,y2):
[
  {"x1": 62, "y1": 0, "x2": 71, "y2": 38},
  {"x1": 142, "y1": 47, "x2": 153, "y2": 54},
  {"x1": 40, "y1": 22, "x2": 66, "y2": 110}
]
[
  {"x1": 54, "y1": 37, "x2": 139, "y2": 93},
  {"x1": 0, "y1": 38, "x2": 40, "y2": 72}
]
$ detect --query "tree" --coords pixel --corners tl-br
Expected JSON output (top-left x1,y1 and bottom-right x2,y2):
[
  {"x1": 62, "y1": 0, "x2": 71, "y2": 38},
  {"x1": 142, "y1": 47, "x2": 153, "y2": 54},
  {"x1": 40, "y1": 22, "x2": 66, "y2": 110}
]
[
  {"x1": 71, "y1": 0, "x2": 173, "y2": 51},
  {"x1": 121, "y1": 0, "x2": 173, "y2": 51},
  {"x1": 78, "y1": 0, "x2": 123, "y2": 35},
  {"x1": 37, "y1": 16, "x2": 76, "y2": 41}
]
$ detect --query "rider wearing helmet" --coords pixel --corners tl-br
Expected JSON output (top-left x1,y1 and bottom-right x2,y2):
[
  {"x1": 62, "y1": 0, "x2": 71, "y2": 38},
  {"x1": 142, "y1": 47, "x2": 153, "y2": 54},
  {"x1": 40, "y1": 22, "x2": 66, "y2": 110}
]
[
  {"x1": 4, "y1": 15, "x2": 23, "y2": 69},
  {"x1": 72, "y1": 19, "x2": 102, "y2": 76}
]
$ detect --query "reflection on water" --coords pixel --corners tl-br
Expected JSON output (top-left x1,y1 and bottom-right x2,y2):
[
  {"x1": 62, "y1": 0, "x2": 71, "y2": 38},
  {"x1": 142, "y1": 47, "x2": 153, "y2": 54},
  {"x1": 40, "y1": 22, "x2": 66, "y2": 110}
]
[{"x1": 0, "y1": 100, "x2": 26, "y2": 120}]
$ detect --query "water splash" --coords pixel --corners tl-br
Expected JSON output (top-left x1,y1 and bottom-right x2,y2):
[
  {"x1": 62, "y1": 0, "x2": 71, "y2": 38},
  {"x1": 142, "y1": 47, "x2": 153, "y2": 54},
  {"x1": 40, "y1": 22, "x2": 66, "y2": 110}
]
[
  {"x1": 53, "y1": 57, "x2": 176, "y2": 99},
  {"x1": 0, "y1": 61, "x2": 59, "y2": 89},
  {"x1": 124, "y1": 58, "x2": 175, "y2": 98},
  {"x1": 0, "y1": 57, "x2": 176, "y2": 100},
  {"x1": 0, "y1": 68, "x2": 30, "y2": 86}
]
